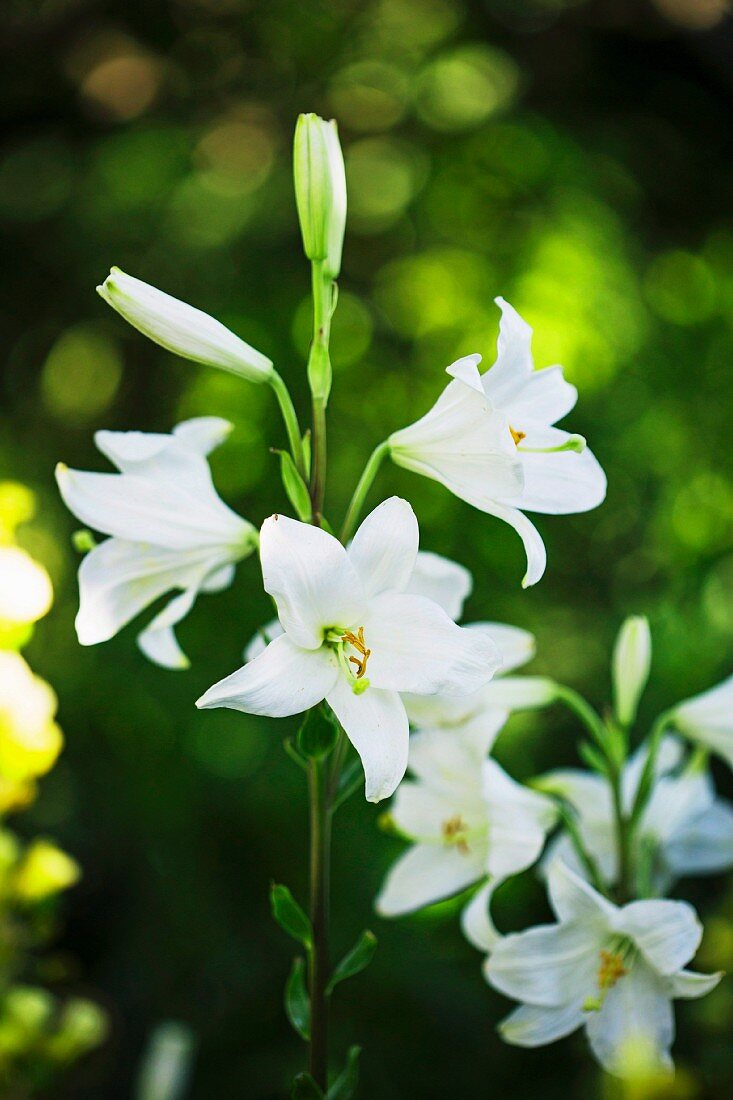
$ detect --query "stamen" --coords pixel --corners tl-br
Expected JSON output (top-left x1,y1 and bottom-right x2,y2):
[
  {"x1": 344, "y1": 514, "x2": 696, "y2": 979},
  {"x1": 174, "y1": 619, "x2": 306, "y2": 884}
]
[
  {"x1": 341, "y1": 626, "x2": 371, "y2": 679},
  {"x1": 509, "y1": 426, "x2": 526, "y2": 446},
  {"x1": 583, "y1": 942, "x2": 632, "y2": 1011},
  {"x1": 441, "y1": 814, "x2": 470, "y2": 855}
]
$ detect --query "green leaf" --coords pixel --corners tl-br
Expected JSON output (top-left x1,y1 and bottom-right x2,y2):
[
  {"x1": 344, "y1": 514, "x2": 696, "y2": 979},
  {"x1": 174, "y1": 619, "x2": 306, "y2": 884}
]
[
  {"x1": 292, "y1": 1072, "x2": 323, "y2": 1099},
  {"x1": 285, "y1": 957, "x2": 310, "y2": 1041},
  {"x1": 270, "y1": 884, "x2": 313, "y2": 949},
  {"x1": 327, "y1": 932, "x2": 377, "y2": 995},
  {"x1": 578, "y1": 740, "x2": 610, "y2": 777},
  {"x1": 275, "y1": 448, "x2": 312, "y2": 521},
  {"x1": 297, "y1": 708, "x2": 338, "y2": 760},
  {"x1": 302, "y1": 430, "x2": 312, "y2": 480},
  {"x1": 327, "y1": 1046, "x2": 361, "y2": 1099}
]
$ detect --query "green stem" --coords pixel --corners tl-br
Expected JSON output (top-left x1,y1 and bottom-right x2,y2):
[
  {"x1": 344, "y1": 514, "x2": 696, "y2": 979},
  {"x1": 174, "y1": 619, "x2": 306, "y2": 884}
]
[
  {"x1": 307, "y1": 757, "x2": 331, "y2": 1089},
  {"x1": 627, "y1": 710, "x2": 676, "y2": 833},
  {"x1": 609, "y1": 763, "x2": 631, "y2": 903},
  {"x1": 556, "y1": 803, "x2": 608, "y2": 896},
  {"x1": 308, "y1": 260, "x2": 333, "y2": 525},
  {"x1": 554, "y1": 685, "x2": 609, "y2": 754},
  {"x1": 270, "y1": 369, "x2": 306, "y2": 476},
  {"x1": 340, "y1": 441, "x2": 390, "y2": 543}
]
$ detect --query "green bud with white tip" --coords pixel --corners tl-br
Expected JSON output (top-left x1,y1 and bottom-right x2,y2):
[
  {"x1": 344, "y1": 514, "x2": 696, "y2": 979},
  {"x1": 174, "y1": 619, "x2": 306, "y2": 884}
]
[
  {"x1": 293, "y1": 114, "x2": 347, "y2": 279},
  {"x1": 612, "y1": 615, "x2": 651, "y2": 728},
  {"x1": 98, "y1": 268, "x2": 273, "y2": 383}
]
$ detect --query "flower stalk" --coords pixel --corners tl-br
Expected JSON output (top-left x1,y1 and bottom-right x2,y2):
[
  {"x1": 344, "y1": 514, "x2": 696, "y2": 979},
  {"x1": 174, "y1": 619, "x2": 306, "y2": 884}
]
[
  {"x1": 307, "y1": 754, "x2": 331, "y2": 1088},
  {"x1": 340, "y1": 441, "x2": 390, "y2": 543}
]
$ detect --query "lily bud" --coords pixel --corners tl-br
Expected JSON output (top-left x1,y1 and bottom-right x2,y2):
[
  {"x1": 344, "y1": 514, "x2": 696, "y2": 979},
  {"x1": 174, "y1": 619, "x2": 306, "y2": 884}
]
[
  {"x1": 293, "y1": 113, "x2": 347, "y2": 278},
  {"x1": 612, "y1": 615, "x2": 651, "y2": 727},
  {"x1": 98, "y1": 269, "x2": 273, "y2": 383}
]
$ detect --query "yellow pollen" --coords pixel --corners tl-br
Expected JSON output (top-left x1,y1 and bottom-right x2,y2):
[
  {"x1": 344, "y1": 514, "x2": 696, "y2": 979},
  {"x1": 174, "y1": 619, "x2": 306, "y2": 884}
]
[
  {"x1": 341, "y1": 626, "x2": 371, "y2": 679},
  {"x1": 441, "y1": 814, "x2": 470, "y2": 855},
  {"x1": 598, "y1": 950, "x2": 628, "y2": 992},
  {"x1": 510, "y1": 426, "x2": 526, "y2": 446}
]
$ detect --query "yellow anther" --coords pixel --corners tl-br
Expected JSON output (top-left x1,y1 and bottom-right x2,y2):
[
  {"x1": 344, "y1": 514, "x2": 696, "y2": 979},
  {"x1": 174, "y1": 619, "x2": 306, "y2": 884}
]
[
  {"x1": 341, "y1": 626, "x2": 371, "y2": 679},
  {"x1": 441, "y1": 814, "x2": 470, "y2": 855},
  {"x1": 510, "y1": 426, "x2": 526, "y2": 446},
  {"x1": 598, "y1": 950, "x2": 628, "y2": 992}
]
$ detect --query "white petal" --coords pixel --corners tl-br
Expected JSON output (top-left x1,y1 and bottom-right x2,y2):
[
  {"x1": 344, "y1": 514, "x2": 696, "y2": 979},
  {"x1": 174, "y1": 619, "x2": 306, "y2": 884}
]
[
  {"x1": 201, "y1": 562, "x2": 236, "y2": 593},
  {"x1": 172, "y1": 416, "x2": 233, "y2": 455},
  {"x1": 260, "y1": 514, "x2": 364, "y2": 650},
  {"x1": 585, "y1": 960, "x2": 674, "y2": 1079},
  {"x1": 75, "y1": 538, "x2": 216, "y2": 645},
  {"x1": 482, "y1": 299, "x2": 577, "y2": 425},
  {"x1": 389, "y1": 373, "x2": 523, "y2": 503},
  {"x1": 547, "y1": 859, "x2": 617, "y2": 925},
  {"x1": 403, "y1": 689, "x2": 508, "y2": 746},
  {"x1": 675, "y1": 675, "x2": 733, "y2": 768},
  {"x1": 500, "y1": 428, "x2": 606, "y2": 515},
  {"x1": 56, "y1": 463, "x2": 250, "y2": 550},
  {"x1": 98, "y1": 268, "x2": 273, "y2": 382},
  {"x1": 363, "y1": 594, "x2": 500, "y2": 696},
  {"x1": 477, "y1": 675, "x2": 557, "y2": 710},
  {"x1": 407, "y1": 722, "x2": 504, "y2": 791},
  {"x1": 406, "y1": 551, "x2": 472, "y2": 621},
  {"x1": 244, "y1": 618, "x2": 284, "y2": 662},
  {"x1": 487, "y1": 921, "x2": 602, "y2": 1008},
  {"x1": 474, "y1": 622, "x2": 535, "y2": 673},
  {"x1": 196, "y1": 634, "x2": 338, "y2": 717},
  {"x1": 347, "y1": 497, "x2": 418, "y2": 597},
  {"x1": 376, "y1": 842, "x2": 484, "y2": 916},
  {"x1": 484, "y1": 760, "x2": 557, "y2": 879},
  {"x1": 461, "y1": 880, "x2": 500, "y2": 951},
  {"x1": 666, "y1": 968, "x2": 722, "y2": 1000},
  {"x1": 664, "y1": 799, "x2": 733, "y2": 877},
  {"x1": 137, "y1": 586, "x2": 199, "y2": 669},
  {"x1": 326, "y1": 680, "x2": 408, "y2": 803},
  {"x1": 615, "y1": 899, "x2": 702, "y2": 975},
  {"x1": 498, "y1": 1002, "x2": 584, "y2": 1047}
]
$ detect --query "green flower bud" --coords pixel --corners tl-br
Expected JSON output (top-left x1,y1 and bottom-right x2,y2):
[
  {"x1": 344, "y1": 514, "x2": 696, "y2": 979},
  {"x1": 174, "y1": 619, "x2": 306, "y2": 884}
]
[
  {"x1": 612, "y1": 615, "x2": 651, "y2": 728},
  {"x1": 293, "y1": 114, "x2": 347, "y2": 278}
]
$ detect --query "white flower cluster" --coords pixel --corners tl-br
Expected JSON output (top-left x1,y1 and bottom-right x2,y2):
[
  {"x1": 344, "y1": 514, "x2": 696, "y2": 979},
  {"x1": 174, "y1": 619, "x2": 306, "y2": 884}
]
[
  {"x1": 54, "y1": 111, "x2": 729, "y2": 1087},
  {"x1": 376, "y1": 606, "x2": 733, "y2": 1078}
]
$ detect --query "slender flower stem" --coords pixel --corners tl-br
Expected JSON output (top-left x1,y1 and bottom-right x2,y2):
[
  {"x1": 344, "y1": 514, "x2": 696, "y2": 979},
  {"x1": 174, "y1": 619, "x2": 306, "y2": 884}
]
[
  {"x1": 307, "y1": 757, "x2": 331, "y2": 1088},
  {"x1": 556, "y1": 802, "x2": 608, "y2": 896},
  {"x1": 308, "y1": 260, "x2": 333, "y2": 525},
  {"x1": 627, "y1": 710, "x2": 676, "y2": 833},
  {"x1": 609, "y1": 763, "x2": 631, "y2": 902},
  {"x1": 270, "y1": 369, "x2": 306, "y2": 477},
  {"x1": 553, "y1": 685, "x2": 609, "y2": 753},
  {"x1": 340, "y1": 441, "x2": 390, "y2": 543}
]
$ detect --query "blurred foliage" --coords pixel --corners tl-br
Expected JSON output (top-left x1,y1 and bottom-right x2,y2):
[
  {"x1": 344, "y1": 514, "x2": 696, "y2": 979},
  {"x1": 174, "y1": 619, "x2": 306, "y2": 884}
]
[
  {"x1": 2, "y1": 0, "x2": 733, "y2": 1096},
  {"x1": 0, "y1": 485, "x2": 107, "y2": 1096}
]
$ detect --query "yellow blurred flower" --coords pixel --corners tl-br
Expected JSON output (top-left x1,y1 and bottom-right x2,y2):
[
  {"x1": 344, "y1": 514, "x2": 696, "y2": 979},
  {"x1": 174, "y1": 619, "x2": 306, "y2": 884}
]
[
  {"x1": 0, "y1": 652, "x2": 63, "y2": 783},
  {"x1": 12, "y1": 839, "x2": 80, "y2": 903},
  {"x1": 0, "y1": 547, "x2": 53, "y2": 628}
]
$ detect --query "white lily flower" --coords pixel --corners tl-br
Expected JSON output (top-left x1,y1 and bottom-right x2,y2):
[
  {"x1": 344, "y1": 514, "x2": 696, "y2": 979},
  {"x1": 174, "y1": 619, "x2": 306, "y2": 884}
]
[
  {"x1": 376, "y1": 723, "x2": 557, "y2": 924},
  {"x1": 388, "y1": 299, "x2": 606, "y2": 587},
  {"x1": 197, "y1": 498, "x2": 501, "y2": 803},
  {"x1": 542, "y1": 739, "x2": 733, "y2": 892},
  {"x1": 673, "y1": 674, "x2": 733, "y2": 769},
  {"x1": 56, "y1": 417, "x2": 257, "y2": 670},
  {"x1": 487, "y1": 860, "x2": 720, "y2": 1078},
  {"x1": 98, "y1": 269, "x2": 273, "y2": 383}
]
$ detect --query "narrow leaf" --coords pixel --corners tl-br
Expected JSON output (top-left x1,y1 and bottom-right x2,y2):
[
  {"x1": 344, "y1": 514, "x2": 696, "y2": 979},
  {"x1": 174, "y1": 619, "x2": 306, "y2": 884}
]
[
  {"x1": 270, "y1": 884, "x2": 313, "y2": 949},
  {"x1": 578, "y1": 740, "x2": 610, "y2": 777},
  {"x1": 302, "y1": 430, "x2": 312, "y2": 480},
  {"x1": 327, "y1": 931, "x2": 377, "y2": 995},
  {"x1": 292, "y1": 1073, "x2": 323, "y2": 1099},
  {"x1": 327, "y1": 1046, "x2": 361, "y2": 1099},
  {"x1": 298, "y1": 707, "x2": 338, "y2": 760},
  {"x1": 276, "y1": 449, "x2": 312, "y2": 521},
  {"x1": 285, "y1": 957, "x2": 310, "y2": 1041}
]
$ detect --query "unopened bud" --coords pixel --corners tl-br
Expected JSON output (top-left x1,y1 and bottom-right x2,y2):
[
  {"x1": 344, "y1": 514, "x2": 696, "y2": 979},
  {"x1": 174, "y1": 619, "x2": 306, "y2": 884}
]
[
  {"x1": 612, "y1": 616, "x2": 651, "y2": 727},
  {"x1": 293, "y1": 114, "x2": 347, "y2": 279}
]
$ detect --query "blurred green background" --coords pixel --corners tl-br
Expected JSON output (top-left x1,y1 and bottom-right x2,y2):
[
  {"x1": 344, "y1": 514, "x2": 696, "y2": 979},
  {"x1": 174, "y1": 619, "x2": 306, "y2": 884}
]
[{"x1": 2, "y1": 0, "x2": 733, "y2": 1095}]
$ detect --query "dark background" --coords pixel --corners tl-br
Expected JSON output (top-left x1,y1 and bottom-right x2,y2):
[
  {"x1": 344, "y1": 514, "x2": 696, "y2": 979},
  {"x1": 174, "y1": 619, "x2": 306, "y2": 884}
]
[{"x1": 2, "y1": 0, "x2": 733, "y2": 1095}]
